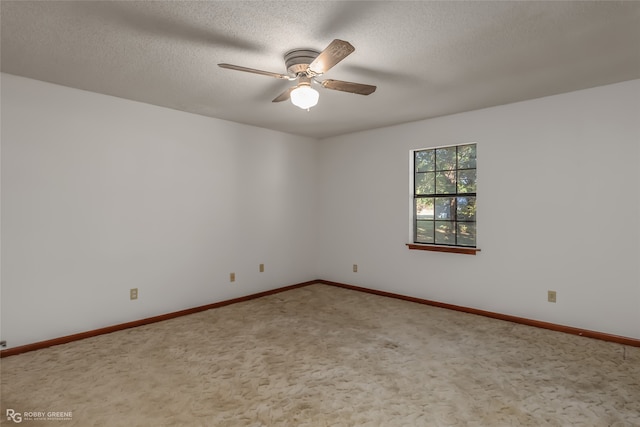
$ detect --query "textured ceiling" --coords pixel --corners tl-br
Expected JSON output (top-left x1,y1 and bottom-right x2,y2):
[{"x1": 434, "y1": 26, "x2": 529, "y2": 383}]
[{"x1": 2, "y1": 1, "x2": 639, "y2": 139}]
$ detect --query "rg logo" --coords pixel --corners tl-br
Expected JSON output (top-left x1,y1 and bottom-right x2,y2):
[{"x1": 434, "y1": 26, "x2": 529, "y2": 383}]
[{"x1": 6, "y1": 409, "x2": 22, "y2": 423}]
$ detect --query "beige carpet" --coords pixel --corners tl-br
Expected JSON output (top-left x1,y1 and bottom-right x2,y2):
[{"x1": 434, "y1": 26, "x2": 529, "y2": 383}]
[{"x1": 1, "y1": 284, "x2": 639, "y2": 426}]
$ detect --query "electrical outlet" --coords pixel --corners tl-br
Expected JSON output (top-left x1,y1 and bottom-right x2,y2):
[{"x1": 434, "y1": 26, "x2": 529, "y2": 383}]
[
  {"x1": 548, "y1": 290, "x2": 557, "y2": 303},
  {"x1": 130, "y1": 288, "x2": 138, "y2": 300},
  {"x1": 259, "y1": 264, "x2": 264, "y2": 273},
  {"x1": 230, "y1": 272, "x2": 235, "y2": 282},
  {"x1": 353, "y1": 264, "x2": 358, "y2": 273}
]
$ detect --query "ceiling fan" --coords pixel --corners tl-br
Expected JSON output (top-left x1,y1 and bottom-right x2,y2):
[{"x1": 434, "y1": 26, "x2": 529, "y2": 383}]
[{"x1": 218, "y1": 39, "x2": 376, "y2": 110}]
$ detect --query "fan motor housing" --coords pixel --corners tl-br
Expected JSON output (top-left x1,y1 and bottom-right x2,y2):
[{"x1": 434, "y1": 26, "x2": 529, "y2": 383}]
[{"x1": 284, "y1": 48, "x2": 320, "y2": 76}]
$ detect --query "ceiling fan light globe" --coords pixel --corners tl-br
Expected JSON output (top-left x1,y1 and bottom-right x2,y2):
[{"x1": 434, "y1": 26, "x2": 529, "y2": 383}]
[{"x1": 290, "y1": 86, "x2": 319, "y2": 109}]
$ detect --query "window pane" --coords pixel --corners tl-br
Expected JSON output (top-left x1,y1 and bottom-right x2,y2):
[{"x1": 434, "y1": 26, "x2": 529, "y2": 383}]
[
  {"x1": 458, "y1": 144, "x2": 476, "y2": 169},
  {"x1": 457, "y1": 223, "x2": 476, "y2": 247},
  {"x1": 415, "y1": 150, "x2": 435, "y2": 172},
  {"x1": 435, "y1": 171, "x2": 456, "y2": 194},
  {"x1": 415, "y1": 198, "x2": 434, "y2": 220},
  {"x1": 415, "y1": 172, "x2": 435, "y2": 195},
  {"x1": 416, "y1": 220, "x2": 434, "y2": 243},
  {"x1": 456, "y1": 197, "x2": 476, "y2": 221},
  {"x1": 435, "y1": 221, "x2": 455, "y2": 244},
  {"x1": 436, "y1": 147, "x2": 457, "y2": 170},
  {"x1": 435, "y1": 197, "x2": 455, "y2": 220},
  {"x1": 412, "y1": 143, "x2": 477, "y2": 249},
  {"x1": 457, "y1": 169, "x2": 476, "y2": 193}
]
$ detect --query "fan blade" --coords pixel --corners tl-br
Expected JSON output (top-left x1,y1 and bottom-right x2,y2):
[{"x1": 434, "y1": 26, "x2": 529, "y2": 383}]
[
  {"x1": 308, "y1": 39, "x2": 355, "y2": 75},
  {"x1": 320, "y1": 79, "x2": 376, "y2": 95},
  {"x1": 272, "y1": 87, "x2": 295, "y2": 103},
  {"x1": 218, "y1": 64, "x2": 291, "y2": 80}
]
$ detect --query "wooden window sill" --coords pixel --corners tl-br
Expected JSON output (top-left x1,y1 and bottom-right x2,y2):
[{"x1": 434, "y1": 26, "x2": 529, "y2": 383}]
[{"x1": 406, "y1": 243, "x2": 481, "y2": 255}]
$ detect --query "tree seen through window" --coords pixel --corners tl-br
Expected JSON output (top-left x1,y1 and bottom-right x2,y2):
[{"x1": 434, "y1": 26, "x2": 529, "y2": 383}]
[{"x1": 414, "y1": 144, "x2": 476, "y2": 247}]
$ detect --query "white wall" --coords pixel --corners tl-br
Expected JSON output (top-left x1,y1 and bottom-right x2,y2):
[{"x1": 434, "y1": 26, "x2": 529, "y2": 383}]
[
  {"x1": 317, "y1": 79, "x2": 640, "y2": 340},
  {"x1": 1, "y1": 74, "x2": 318, "y2": 349},
  {"x1": 2, "y1": 74, "x2": 639, "y2": 350}
]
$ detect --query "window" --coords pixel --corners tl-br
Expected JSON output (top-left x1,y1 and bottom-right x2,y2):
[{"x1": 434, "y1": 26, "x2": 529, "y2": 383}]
[{"x1": 412, "y1": 143, "x2": 477, "y2": 250}]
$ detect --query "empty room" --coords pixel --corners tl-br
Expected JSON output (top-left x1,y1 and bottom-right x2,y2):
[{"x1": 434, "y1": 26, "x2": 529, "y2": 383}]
[{"x1": 1, "y1": 1, "x2": 639, "y2": 425}]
